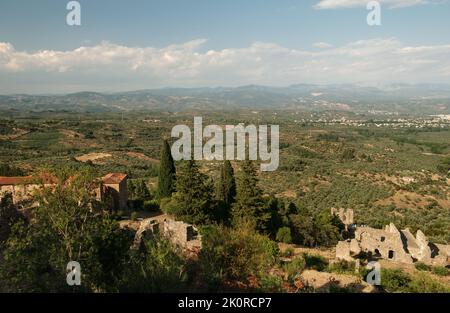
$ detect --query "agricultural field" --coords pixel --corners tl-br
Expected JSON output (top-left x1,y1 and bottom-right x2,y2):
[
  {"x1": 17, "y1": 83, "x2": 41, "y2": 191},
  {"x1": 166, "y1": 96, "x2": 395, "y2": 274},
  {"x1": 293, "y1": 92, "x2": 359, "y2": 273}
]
[{"x1": 1, "y1": 110, "x2": 449, "y2": 243}]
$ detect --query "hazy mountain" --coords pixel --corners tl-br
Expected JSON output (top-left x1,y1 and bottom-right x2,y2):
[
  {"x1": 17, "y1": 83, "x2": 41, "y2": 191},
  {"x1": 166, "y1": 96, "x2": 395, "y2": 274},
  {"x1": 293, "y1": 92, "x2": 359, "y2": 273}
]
[{"x1": 1, "y1": 84, "x2": 449, "y2": 114}]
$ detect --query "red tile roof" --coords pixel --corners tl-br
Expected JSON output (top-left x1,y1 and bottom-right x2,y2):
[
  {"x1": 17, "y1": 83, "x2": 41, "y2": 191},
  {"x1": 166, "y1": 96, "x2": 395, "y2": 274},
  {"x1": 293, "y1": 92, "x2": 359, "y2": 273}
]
[
  {"x1": 0, "y1": 173, "x2": 58, "y2": 186},
  {"x1": 0, "y1": 176, "x2": 33, "y2": 185},
  {"x1": 101, "y1": 173, "x2": 128, "y2": 184},
  {"x1": 0, "y1": 173, "x2": 126, "y2": 186}
]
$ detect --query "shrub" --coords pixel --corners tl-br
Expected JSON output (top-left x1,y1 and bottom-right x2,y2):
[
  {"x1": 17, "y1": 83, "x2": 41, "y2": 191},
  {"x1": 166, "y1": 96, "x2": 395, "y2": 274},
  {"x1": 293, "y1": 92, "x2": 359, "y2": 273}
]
[
  {"x1": 407, "y1": 272, "x2": 450, "y2": 293},
  {"x1": 414, "y1": 262, "x2": 431, "y2": 272},
  {"x1": 276, "y1": 227, "x2": 292, "y2": 244},
  {"x1": 280, "y1": 247, "x2": 294, "y2": 258},
  {"x1": 328, "y1": 260, "x2": 356, "y2": 274},
  {"x1": 118, "y1": 237, "x2": 189, "y2": 292},
  {"x1": 303, "y1": 253, "x2": 329, "y2": 272},
  {"x1": 381, "y1": 268, "x2": 450, "y2": 293},
  {"x1": 143, "y1": 200, "x2": 160, "y2": 212},
  {"x1": 128, "y1": 200, "x2": 143, "y2": 211},
  {"x1": 432, "y1": 266, "x2": 449, "y2": 277},
  {"x1": 283, "y1": 257, "x2": 306, "y2": 281},
  {"x1": 198, "y1": 224, "x2": 278, "y2": 290},
  {"x1": 131, "y1": 212, "x2": 138, "y2": 221},
  {"x1": 380, "y1": 269, "x2": 411, "y2": 292},
  {"x1": 259, "y1": 274, "x2": 283, "y2": 292}
]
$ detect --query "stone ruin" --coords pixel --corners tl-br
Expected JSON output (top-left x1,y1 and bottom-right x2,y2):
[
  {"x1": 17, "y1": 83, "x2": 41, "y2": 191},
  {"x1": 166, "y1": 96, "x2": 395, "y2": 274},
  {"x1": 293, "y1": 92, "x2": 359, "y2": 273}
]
[
  {"x1": 332, "y1": 209, "x2": 450, "y2": 266},
  {"x1": 133, "y1": 217, "x2": 202, "y2": 256},
  {"x1": 331, "y1": 208, "x2": 354, "y2": 230}
]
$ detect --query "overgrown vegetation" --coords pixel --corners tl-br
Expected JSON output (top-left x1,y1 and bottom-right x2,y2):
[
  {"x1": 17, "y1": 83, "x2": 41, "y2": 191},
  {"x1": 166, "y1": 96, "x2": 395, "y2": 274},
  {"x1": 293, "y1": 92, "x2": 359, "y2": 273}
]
[{"x1": 1, "y1": 111, "x2": 449, "y2": 293}]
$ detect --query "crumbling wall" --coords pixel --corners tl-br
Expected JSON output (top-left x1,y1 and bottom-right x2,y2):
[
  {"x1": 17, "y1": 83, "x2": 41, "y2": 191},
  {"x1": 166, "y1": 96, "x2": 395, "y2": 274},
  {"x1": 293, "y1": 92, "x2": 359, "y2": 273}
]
[
  {"x1": 331, "y1": 208, "x2": 354, "y2": 228},
  {"x1": 355, "y1": 224, "x2": 413, "y2": 264},
  {"x1": 336, "y1": 221, "x2": 449, "y2": 266},
  {"x1": 133, "y1": 217, "x2": 202, "y2": 253}
]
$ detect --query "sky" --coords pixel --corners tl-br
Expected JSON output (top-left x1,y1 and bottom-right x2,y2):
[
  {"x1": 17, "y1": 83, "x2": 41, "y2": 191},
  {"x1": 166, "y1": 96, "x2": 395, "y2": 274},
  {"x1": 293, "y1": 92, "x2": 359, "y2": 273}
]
[{"x1": 0, "y1": 0, "x2": 450, "y2": 93}]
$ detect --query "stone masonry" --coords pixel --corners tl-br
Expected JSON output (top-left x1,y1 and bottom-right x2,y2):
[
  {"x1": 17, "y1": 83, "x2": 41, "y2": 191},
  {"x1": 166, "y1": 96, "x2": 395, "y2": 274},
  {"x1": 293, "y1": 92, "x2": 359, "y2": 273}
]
[
  {"x1": 133, "y1": 217, "x2": 202, "y2": 255},
  {"x1": 333, "y1": 209, "x2": 450, "y2": 266}
]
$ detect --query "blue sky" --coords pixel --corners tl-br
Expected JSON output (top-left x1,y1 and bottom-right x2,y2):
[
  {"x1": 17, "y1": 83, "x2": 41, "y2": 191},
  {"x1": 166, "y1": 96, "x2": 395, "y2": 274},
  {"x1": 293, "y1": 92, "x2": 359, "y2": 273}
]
[{"x1": 0, "y1": 0, "x2": 450, "y2": 93}]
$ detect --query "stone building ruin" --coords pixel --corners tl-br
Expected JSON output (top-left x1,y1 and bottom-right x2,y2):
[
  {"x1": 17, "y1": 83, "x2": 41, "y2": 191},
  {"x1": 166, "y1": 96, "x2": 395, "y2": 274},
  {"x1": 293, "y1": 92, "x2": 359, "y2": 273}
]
[
  {"x1": 331, "y1": 207, "x2": 354, "y2": 230},
  {"x1": 133, "y1": 217, "x2": 202, "y2": 256},
  {"x1": 333, "y1": 209, "x2": 450, "y2": 266},
  {"x1": 0, "y1": 172, "x2": 128, "y2": 211}
]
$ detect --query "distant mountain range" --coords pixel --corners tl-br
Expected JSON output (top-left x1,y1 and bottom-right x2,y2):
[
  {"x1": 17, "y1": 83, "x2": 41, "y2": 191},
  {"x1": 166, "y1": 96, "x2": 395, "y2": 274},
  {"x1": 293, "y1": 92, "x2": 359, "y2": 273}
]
[{"x1": 1, "y1": 84, "x2": 450, "y2": 114}]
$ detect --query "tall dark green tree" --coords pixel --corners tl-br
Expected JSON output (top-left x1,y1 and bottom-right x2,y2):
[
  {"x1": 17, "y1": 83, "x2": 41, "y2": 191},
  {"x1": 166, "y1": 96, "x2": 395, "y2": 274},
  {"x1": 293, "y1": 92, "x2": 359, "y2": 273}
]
[
  {"x1": 216, "y1": 160, "x2": 236, "y2": 206},
  {"x1": 164, "y1": 160, "x2": 214, "y2": 225},
  {"x1": 158, "y1": 139, "x2": 176, "y2": 198},
  {"x1": 232, "y1": 160, "x2": 271, "y2": 233},
  {"x1": 135, "y1": 179, "x2": 151, "y2": 201},
  {"x1": 0, "y1": 194, "x2": 21, "y2": 247}
]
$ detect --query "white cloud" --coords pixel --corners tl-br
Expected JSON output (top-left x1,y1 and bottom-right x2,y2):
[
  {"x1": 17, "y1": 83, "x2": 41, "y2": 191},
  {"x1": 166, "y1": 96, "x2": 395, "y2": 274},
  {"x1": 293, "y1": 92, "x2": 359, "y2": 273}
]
[
  {"x1": 313, "y1": 42, "x2": 334, "y2": 49},
  {"x1": 314, "y1": 0, "x2": 438, "y2": 9},
  {"x1": 1, "y1": 38, "x2": 450, "y2": 92}
]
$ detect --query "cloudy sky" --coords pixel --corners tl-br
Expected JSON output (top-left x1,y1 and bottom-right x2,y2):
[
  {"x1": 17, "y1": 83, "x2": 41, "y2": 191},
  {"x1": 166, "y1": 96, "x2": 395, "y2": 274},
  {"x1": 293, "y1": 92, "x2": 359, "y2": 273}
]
[{"x1": 0, "y1": 0, "x2": 449, "y2": 93}]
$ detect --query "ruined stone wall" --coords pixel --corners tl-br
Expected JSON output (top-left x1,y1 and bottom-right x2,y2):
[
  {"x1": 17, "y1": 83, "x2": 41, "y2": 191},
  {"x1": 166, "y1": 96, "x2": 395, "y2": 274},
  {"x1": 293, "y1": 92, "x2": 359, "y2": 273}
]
[
  {"x1": 133, "y1": 217, "x2": 202, "y2": 253},
  {"x1": 355, "y1": 224, "x2": 413, "y2": 264},
  {"x1": 331, "y1": 208, "x2": 354, "y2": 227},
  {"x1": 336, "y1": 222, "x2": 449, "y2": 266},
  {"x1": 1, "y1": 183, "x2": 43, "y2": 204}
]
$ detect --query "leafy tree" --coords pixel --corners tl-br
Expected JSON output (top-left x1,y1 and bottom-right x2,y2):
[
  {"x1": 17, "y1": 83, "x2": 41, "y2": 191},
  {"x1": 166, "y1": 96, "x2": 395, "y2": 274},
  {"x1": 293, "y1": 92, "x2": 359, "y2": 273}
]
[
  {"x1": 158, "y1": 139, "x2": 176, "y2": 198},
  {"x1": 128, "y1": 179, "x2": 137, "y2": 199},
  {"x1": 232, "y1": 160, "x2": 271, "y2": 233},
  {"x1": 163, "y1": 160, "x2": 214, "y2": 225},
  {"x1": 312, "y1": 210, "x2": 342, "y2": 247},
  {"x1": 0, "y1": 167, "x2": 133, "y2": 292},
  {"x1": 129, "y1": 179, "x2": 151, "y2": 201},
  {"x1": 216, "y1": 160, "x2": 236, "y2": 206},
  {"x1": 266, "y1": 195, "x2": 282, "y2": 237},
  {"x1": 0, "y1": 194, "x2": 21, "y2": 248},
  {"x1": 288, "y1": 213, "x2": 316, "y2": 247},
  {"x1": 276, "y1": 227, "x2": 292, "y2": 244},
  {"x1": 214, "y1": 161, "x2": 236, "y2": 223},
  {"x1": 284, "y1": 208, "x2": 342, "y2": 247}
]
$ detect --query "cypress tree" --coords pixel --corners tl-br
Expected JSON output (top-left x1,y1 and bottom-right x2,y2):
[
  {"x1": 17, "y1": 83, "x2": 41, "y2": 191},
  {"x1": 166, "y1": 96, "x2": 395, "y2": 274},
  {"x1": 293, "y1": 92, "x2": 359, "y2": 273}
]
[
  {"x1": 216, "y1": 160, "x2": 236, "y2": 206},
  {"x1": 232, "y1": 160, "x2": 271, "y2": 232},
  {"x1": 158, "y1": 139, "x2": 176, "y2": 198},
  {"x1": 127, "y1": 180, "x2": 136, "y2": 200},
  {"x1": 135, "y1": 179, "x2": 151, "y2": 201}
]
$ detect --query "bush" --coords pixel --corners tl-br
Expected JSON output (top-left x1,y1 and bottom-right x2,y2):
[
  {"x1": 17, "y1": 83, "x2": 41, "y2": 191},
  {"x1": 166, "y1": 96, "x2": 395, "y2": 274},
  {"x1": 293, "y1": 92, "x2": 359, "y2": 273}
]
[
  {"x1": 407, "y1": 272, "x2": 450, "y2": 293},
  {"x1": 276, "y1": 227, "x2": 292, "y2": 244},
  {"x1": 128, "y1": 200, "x2": 143, "y2": 211},
  {"x1": 432, "y1": 266, "x2": 449, "y2": 277},
  {"x1": 131, "y1": 212, "x2": 138, "y2": 221},
  {"x1": 259, "y1": 274, "x2": 283, "y2": 292},
  {"x1": 380, "y1": 269, "x2": 411, "y2": 292},
  {"x1": 280, "y1": 247, "x2": 294, "y2": 258},
  {"x1": 303, "y1": 253, "x2": 329, "y2": 272},
  {"x1": 328, "y1": 260, "x2": 356, "y2": 274},
  {"x1": 118, "y1": 237, "x2": 189, "y2": 292},
  {"x1": 198, "y1": 224, "x2": 278, "y2": 290},
  {"x1": 381, "y1": 268, "x2": 450, "y2": 293},
  {"x1": 414, "y1": 262, "x2": 431, "y2": 272},
  {"x1": 143, "y1": 200, "x2": 160, "y2": 212},
  {"x1": 283, "y1": 257, "x2": 306, "y2": 281}
]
